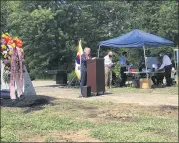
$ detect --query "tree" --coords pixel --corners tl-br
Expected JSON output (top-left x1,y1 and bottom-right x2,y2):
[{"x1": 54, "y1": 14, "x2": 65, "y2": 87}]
[{"x1": 3, "y1": 0, "x2": 178, "y2": 78}]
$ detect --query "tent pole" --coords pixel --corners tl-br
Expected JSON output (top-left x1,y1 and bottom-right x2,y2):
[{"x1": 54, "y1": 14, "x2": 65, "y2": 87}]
[
  {"x1": 143, "y1": 46, "x2": 148, "y2": 79},
  {"x1": 98, "y1": 46, "x2": 101, "y2": 58},
  {"x1": 173, "y1": 49, "x2": 176, "y2": 71}
]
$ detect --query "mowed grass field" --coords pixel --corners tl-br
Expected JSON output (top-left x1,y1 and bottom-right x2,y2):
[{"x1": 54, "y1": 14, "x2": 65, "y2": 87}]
[
  {"x1": 1, "y1": 91, "x2": 178, "y2": 142},
  {"x1": 110, "y1": 85, "x2": 178, "y2": 95}
]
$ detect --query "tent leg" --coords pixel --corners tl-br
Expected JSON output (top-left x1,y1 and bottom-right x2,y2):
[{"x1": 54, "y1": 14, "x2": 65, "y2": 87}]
[
  {"x1": 98, "y1": 46, "x2": 100, "y2": 58},
  {"x1": 173, "y1": 49, "x2": 176, "y2": 71},
  {"x1": 143, "y1": 46, "x2": 148, "y2": 79}
]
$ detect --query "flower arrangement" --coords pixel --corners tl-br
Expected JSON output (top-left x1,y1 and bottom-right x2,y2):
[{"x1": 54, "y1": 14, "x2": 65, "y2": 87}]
[
  {"x1": 1, "y1": 33, "x2": 23, "y2": 72},
  {"x1": 1, "y1": 33, "x2": 24, "y2": 83}
]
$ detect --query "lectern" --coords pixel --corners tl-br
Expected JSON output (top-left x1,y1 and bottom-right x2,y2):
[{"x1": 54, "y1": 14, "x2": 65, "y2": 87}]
[{"x1": 87, "y1": 58, "x2": 105, "y2": 95}]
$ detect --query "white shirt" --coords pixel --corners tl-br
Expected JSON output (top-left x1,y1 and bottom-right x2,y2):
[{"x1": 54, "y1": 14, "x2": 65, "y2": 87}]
[
  {"x1": 159, "y1": 55, "x2": 172, "y2": 69},
  {"x1": 104, "y1": 55, "x2": 113, "y2": 67}
]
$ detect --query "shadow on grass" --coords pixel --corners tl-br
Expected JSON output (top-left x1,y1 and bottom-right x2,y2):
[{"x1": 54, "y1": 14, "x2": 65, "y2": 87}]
[
  {"x1": 35, "y1": 85, "x2": 81, "y2": 89},
  {"x1": 35, "y1": 84, "x2": 67, "y2": 88},
  {"x1": 104, "y1": 92, "x2": 113, "y2": 95},
  {"x1": 89, "y1": 92, "x2": 113, "y2": 97},
  {"x1": 160, "y1": 105, "x2": 178, "y2": 111},
  {"x1": 151, "y1": 85, "x2": 166, "y2": 89},
  {"x1": 0, "y1": 95, "x2": 57, "y2": 113}
]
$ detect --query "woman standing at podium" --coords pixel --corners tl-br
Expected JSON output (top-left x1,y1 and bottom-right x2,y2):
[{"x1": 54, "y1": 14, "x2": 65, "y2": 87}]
[{"x1": 80, "y1": 47, "x2": 91, "y2": 97}]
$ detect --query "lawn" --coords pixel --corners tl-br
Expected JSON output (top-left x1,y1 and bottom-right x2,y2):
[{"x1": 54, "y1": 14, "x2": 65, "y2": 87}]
[
  {"x1": 1, "y1": 97, "x2": 178, "y2": 142},
  {"x1": 110, "y1": 85, "x2": 178, "y2": 95}
]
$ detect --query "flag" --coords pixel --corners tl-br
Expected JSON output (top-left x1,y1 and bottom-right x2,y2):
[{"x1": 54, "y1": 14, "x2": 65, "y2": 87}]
[{"x1": 75, "y1": 40, "x2": 83, "y2": 80}]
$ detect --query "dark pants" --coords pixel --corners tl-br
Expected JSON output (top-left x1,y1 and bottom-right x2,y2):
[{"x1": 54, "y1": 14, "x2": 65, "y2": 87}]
[
  {"x1": 80, "y1": 69, "x2": 87, "y2": 94},
  {"x1": 120, "y1": 67, "x2": 127, "y2": 87},
  {"x1": 164, "y1": 65, "x2": 172, "y2": 86},
  {"x1": 151, "y1": 73, "x2": 164, "y2": 85}
]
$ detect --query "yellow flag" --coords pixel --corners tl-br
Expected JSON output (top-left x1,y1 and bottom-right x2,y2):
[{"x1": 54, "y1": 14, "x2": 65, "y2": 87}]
[{"x1": 75, "y1": 40, "x2": 83, "y2": 80}]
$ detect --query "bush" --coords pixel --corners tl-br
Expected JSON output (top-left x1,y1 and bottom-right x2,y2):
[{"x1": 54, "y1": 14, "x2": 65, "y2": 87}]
[
  {"x1": 112, "y1": 62, "x2": 120, "y2": 78},
  {"x1": 68, "y1": 71, "x2": 80, "y2": 86},
  {"x1": 29, "y1": 71, "x2": 36, "y2": 81}
]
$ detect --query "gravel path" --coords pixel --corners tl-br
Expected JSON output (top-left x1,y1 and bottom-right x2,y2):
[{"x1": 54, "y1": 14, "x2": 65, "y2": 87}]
[{"x1": 32, "y1": 81, "x2": 178, "y2": 106}]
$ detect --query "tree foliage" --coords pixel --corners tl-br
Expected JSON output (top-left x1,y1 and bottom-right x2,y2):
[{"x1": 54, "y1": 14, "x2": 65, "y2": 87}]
[{"x1": 1, "y1": 1, "x2": 178, "y2": 78}]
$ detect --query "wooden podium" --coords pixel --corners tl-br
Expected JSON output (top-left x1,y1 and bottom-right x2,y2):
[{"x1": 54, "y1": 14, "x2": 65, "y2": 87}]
[{"x1": 87, "y1": 58, "x2": 105, "y2": 95}]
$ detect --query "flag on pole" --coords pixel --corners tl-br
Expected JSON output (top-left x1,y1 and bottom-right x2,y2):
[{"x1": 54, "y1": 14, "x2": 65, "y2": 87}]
[{"x1": 75, "y1": 40, "x2": 83, "y2": 80}]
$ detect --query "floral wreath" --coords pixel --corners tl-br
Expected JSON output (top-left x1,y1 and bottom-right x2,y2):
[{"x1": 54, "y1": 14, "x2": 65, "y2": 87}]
[
  {"x1": 1, "y1": 33, "x2": 24, "y2": 83},
  {"x1": 1, "y1": 33, "x2": 24, "y2": 72}
]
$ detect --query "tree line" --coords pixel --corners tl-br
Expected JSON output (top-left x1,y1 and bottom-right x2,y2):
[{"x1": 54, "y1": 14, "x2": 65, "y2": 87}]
[{"x1": 1, "y1": 0, "x2": 178, "y2": 79}]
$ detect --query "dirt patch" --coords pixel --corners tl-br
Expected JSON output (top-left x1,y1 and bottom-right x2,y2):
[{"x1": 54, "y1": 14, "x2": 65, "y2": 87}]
[
  {"x1": 160, "y1": 105, "x2": 178, "y2": 111},
  {"x1": 97, "y1": 109, "x2": 138, "y2": 122},
  {"x1": 106, "y1": 104, "x2": 178, "y2": 119},
  {"x1": 76, "y1": 104, "x2": 98, "y2": 110},
  {"x1": 155, "y1": 130, "x2": 177, "y2": 138},
  {"x1": 139, "y1": 105, "x2": 178, "y2": 119},
  {"x1": 88, "y1": 113, "x2": 98, "y2": 118},
  {"x1": 82, "y1": 103, "x2": 178, "y2": 122},
  {"x1": 21, "y1": 135, "x2": 45, "y2": 142},
  {"x1": 60, "y1": 130, "x2": 101, "y2": 142},
  {"x1": 21, "y1": 130, "x2": 101, "y2": 142},
  {"x1": 46, "y1": 99, "x2": 178, "y2": 122}
]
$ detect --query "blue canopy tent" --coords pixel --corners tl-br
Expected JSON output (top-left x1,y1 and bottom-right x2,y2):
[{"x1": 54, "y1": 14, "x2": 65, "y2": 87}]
[{"x1": 98, "y1": 29, "x2": 174, "y2": 77}]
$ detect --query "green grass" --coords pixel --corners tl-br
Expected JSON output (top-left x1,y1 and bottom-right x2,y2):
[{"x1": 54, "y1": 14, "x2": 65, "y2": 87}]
[
  {"x1": 45, "y1": 137, "x2": 59, "y2": 142},
  {"x1": 1, "y1": 99, "x2": 178, "y2": 142},
  {"x1": 90, "y1": 116, "x2": 178, "y2": 142},
  {"x1": 110, "y1": 86, "x2": 140, "y2": 93},
  {"x1": 110, "y1": 85, "x2": 178, "y2": 95},
  {"x1": 1, "y1": 107, "x2": 94, "y2": 142}
]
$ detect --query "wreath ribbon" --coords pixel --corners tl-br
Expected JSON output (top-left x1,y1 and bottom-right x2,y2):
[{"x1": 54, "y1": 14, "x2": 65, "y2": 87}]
[{"x1": 10, "y1": 47, "x2": 24, "y2": 99}]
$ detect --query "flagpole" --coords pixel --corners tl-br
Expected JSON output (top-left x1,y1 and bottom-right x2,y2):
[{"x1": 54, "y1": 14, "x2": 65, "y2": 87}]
[
  {"x1": 79, "y1": 39, "x2": 82, "y2": 87},
  {"x1": 79, "y1": 39, "x2": 82, "y2": 78},
  {"x1": 143, "y1": 45, "x2": 148, "y2": 79},
  {"x1": 79, "y1": 39, "x2": 82, "y2": 96},
  {"x1": 78, "y1": 39, "x2": 82, "y2": 86},
  {"x1": 98, "y1": 46, "x2": 100, "y2": 58}
]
